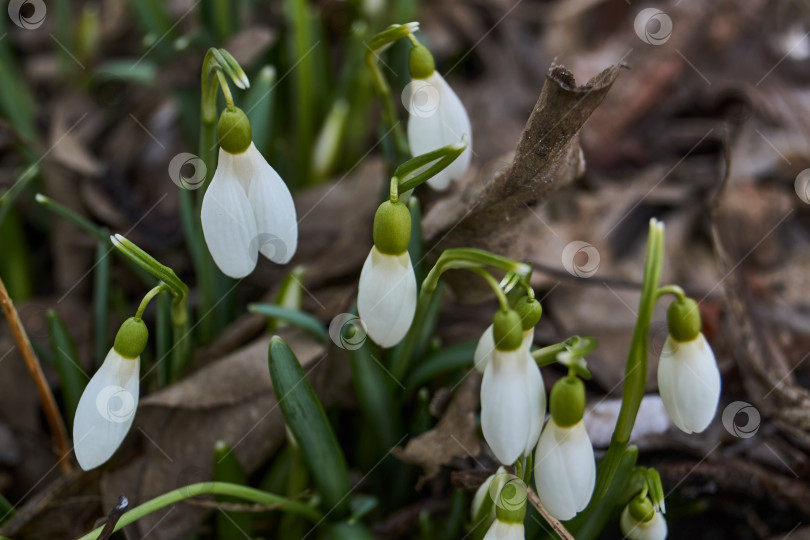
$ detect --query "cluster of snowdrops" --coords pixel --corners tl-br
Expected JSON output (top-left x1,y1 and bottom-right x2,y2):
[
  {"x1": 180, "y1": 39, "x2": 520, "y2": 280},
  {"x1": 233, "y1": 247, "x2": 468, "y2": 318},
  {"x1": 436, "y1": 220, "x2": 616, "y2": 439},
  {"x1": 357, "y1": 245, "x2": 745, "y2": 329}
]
[{"x1": 71, "y1": 23, "x2": 721, "y2": 540}]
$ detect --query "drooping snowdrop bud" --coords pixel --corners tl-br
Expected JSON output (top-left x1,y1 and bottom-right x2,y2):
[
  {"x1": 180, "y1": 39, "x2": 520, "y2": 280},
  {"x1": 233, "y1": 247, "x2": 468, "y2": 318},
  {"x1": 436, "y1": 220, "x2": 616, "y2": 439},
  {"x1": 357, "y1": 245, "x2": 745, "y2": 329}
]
[
  {"x1": 657, "y1": 297, "x2": 721, "y2": 434},
  {"x1": 620, "y1": 494, "x2": 668, "y2": 540},
  {"x1": 357, "y1": 200, "x2": 417, "y2": 348},
  {"x1": 73, "y1": 317, "x2": 147, "y2": 470},
  {"x1": 481, "y1": 309, "x2": 545, "y2": 465},
  {"x1": 483, "y1": 477, "x2": 527, "y2": 540},
  {"x1": 405, "y1": 43, "x2": 472, "y2": 191},
  {"x1": 471, "y1": 466, "x2": 508, "y2": 523},
  {"x1": 534, "y1": 375, "x2": 595, "y2": 521},
  {"x1": 201, "y1": 106, "x2": 298, "y2": 278},
  {"x1": 474, "y1": 297, "x2": 541, "y2": 373}
]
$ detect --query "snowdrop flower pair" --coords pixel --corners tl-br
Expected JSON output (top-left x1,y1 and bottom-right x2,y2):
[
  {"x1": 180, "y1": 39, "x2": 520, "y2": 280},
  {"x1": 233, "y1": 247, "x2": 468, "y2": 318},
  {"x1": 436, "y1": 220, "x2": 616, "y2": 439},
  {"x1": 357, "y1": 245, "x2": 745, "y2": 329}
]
[
  {"x1": 534, "y1": 375, "x2": 596, "y2": 521},
  {"x1": 405, "y1": 42, "x2": 472, "y2": 191},
  {"x1": 357, "y1": 199, "x2": 417, "y2": 348},
  {"x1": 657, "y1": 297, "x2": 721, "y2": 434},
  {"x1": 73, "y1": 317, "x2": 147, "y2": 470},
  {"x1": 480, "y1": 306, "x2": 544, "y2": 465},
  {"x1": 620, "y1": 494, "x2": 668, "y2": 540},
  {"x1": 482, "y1": 476, "x2": 527, "y2": 540},
  {"x1": 201, "y1": 107, "x2": 297, "y2": 278}
]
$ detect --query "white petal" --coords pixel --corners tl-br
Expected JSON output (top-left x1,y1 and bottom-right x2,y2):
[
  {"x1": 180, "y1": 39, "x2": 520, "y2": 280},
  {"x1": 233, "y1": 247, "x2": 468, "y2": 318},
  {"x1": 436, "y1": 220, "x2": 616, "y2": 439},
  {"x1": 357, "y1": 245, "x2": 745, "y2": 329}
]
[
  {"x1": 407, "y1": 72, "x2": 472, "y2": 191},
  {"x1": 201, "y1": 149, "x2": 259, "y2": 278},
  {"x1": 245, "y1": 143, "x2": 298, "y2": 264},
  {"x1": 73, "y1": 349, "x2": 139, "y2": 470},
  {"x1": 620, "y1": 507, "x2": 668, "y2": 540},
  {"x1": 474, "y1": 325, "x2": 495, "y2": 373},
  {"x1": 523, "y1": 352, "x2": 546, "y2": 456},
  {"x1": 357, "y1": 247, "x2": 417, "y2": 348},
  {"x1": 483, "y1": 520, "x2": 524, "y2": 540},
  {"x1": 481, "y1": 349, "x2": 539, "y2": 464},
  {"x1": 658, "y1": 334, "x2": 721, "y2": 434},
  {"x1": 533, "y1": 419, "x2": 595, "y2": 521}
]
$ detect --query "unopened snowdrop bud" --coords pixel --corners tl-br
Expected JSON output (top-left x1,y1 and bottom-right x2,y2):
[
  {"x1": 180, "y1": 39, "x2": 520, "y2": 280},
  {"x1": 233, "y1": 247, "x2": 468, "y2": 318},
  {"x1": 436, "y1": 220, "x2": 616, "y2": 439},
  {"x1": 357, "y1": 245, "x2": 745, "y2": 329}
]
[
  {"x1": 357, "y1": 200, "x2": 417, "y2": 348},
  {"x1": 481, "y1": 309, "x2": 545, "y2": 465},
  {"x1": 475, "y1": 297, "x2": 540, "y2": 373},
  {"x1": 471, "y1": 466, "x2": 507, "y2": 522},
  {"x1": 658, "y1": 297, "x2": 721, "y2": 434},
  {"x1": 534, "y1": 376, "x2": 595, "y2": 521},
  {"x1": 620, "y1": 495, "x2": 668, "y2": 540},
  {"x1": 73, "y1": 317, "x2": 146, "y2": 470},
  {"x1": 201, "y1": 106, "x2": 298, "y2": 278},
  {"x1": 483, "y1": 478, "x2": 527, "y2": 540},
  {"x1": 405, "y1": 43, "x2": 472, "y2": 191}
]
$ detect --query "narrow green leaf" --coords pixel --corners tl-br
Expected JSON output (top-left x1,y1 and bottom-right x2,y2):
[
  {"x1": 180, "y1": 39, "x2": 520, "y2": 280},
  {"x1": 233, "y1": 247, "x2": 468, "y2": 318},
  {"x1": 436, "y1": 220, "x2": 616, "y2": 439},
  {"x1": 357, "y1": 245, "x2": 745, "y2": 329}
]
[
  {"x1": 93, "y1": 237, "x2": 111, "y2": 365},
  {"x1": 0, "y1": 492, "x2": 14, "y2": 523},
  {"x1": 249, "y1": 304, "x2": 327, "y2": 343},
  {"x1": 267, "y1": 337, "x2": 350, "y2": 516},
  {"x1": 348, "y1": 338, "x2": 403, "y2": 448},
  {"x1": 407, "y1": 196, "x2": 423, "y2": 283},
  {"x1": 46, "y1": 310, "x2": 88, "y2": 427},
  {"x1": 0, "y1": 165, "x2": 39, "y2": 228},
  {"x1": 405, "y1": 341, "x2": 476, "y2": 391},
  {"x1": 213, "y1": 440, "x2": 253, "y2": 539},
  {"x1": 244, "y1": 65, "x2": 277, "y2": 155}
]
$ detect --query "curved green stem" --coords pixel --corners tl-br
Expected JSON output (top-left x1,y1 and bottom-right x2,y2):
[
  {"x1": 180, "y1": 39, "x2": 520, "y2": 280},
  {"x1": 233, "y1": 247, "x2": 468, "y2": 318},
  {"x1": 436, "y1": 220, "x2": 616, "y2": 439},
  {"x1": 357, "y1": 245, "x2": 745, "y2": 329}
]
[
  {"x1": 75, "y1": 482, "x2": 322, "y2": 540},
  {"x1": 469, "y1": 268, "x2": 509, "y2": 311},
  {"x1": 655, "y1": 284, "x2": 685, "y2": 302},
  {"x1": 390, "y1": 176, "x2": 399, "y2": 202},
  {"x1": 216, "y1": 70, "x2": 234, "y2": 109},
  {"x1": 593, "y1": 219, "x2": 665, "y2": 501},
  {"x1": 135, "y1": 284, "x2": 170, "y2": 319}
]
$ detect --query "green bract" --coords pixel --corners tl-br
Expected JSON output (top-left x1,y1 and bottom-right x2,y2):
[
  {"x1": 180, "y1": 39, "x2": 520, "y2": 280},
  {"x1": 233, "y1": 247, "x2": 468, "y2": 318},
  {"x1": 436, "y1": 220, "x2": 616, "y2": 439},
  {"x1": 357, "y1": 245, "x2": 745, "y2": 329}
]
[
  {"x1": 628, "y1": 494, "x2": 655, "y2": 523},
  {"x1": 372, "y1": 200, "x2": 411, "y2": 255},
  {"x1": 113, "y1": 317, "x2": 149, "y2": 359},
  {"x1": 514, "y1": 296, "x2": 542, "y2": 330},
  {"x1": 550, "y1": 375, "x2": 585, "y2": 427},
  {"x1": 666, "y1": 296, "x2": 701, "y2": 343},
  {"x1": 492, "y1": 309, "x2": 523, "y2": 352},
  {"x1": 408, "y1": 43, "x2": 435, "y2": 79},
  {"x1": 217, "y1": 107, "x2": 252, "y2": 154}
]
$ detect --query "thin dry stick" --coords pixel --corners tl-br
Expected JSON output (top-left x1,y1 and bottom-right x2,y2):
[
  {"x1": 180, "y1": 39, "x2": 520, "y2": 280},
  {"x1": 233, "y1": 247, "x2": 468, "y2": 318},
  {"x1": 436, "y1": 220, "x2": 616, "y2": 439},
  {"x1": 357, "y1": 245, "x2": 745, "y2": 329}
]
[
  {"x1": 527, "y1": 486, "x2": 575, "y2": 540},
  {"x1": 0, "y1": 275, "x2": 72, "y2": 473}
]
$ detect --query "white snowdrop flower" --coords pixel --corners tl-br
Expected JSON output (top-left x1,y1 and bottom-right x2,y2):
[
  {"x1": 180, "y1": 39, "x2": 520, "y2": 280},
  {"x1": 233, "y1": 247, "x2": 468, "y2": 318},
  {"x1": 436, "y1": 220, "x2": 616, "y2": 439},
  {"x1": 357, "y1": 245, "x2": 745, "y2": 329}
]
[
  {"x1": 404, "y1": 43, "x2": 472, "y2": 191},
  {"x1": 481, "y1": 309, "x2": 545, "y2": 465},
  {"x1": 357, "y1": 199, "x2": 416, "y2": 348},
  {"x1": 482, "y1": 476, "x2": 527, "y2": 540},
  {"x1": 201, "y1": 107, "x2": 297, "y2": 278},
  {"x1": 475, "y1": 297, "x2": 542, "y2": 373},
  {"x1": 620, "y1": 496, "x2": 668, "y2": 540},
  {"x1": 657, "y1": 297, "x2": 721, "y2": 434},
  {"x1": 534, "y1": 376, "x2": 595, "y2": 521},
  {"x1": 73, "y1": 317, "x2": 147, "y2": 470}
]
